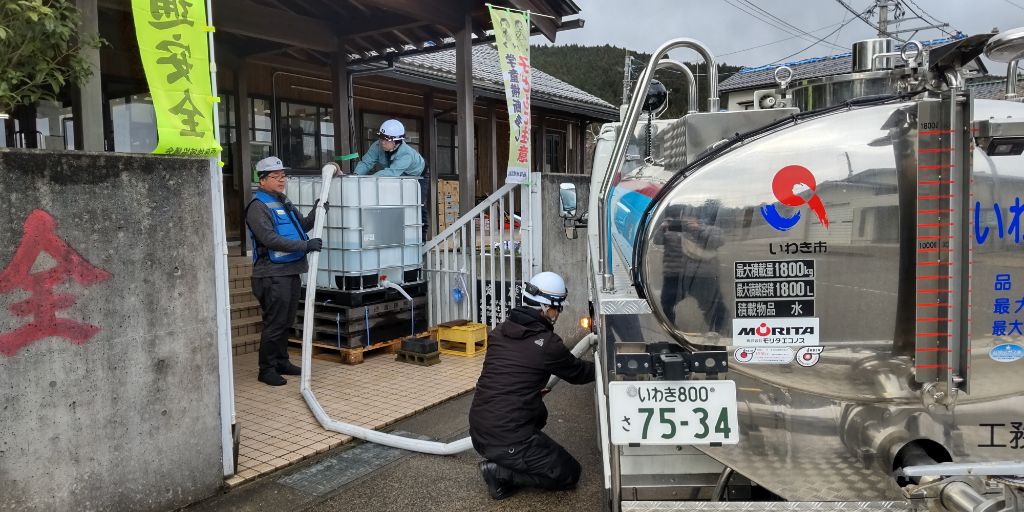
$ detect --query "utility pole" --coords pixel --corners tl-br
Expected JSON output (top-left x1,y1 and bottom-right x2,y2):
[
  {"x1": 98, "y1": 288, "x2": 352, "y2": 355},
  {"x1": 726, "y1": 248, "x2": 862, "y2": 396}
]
[
  {"x1": 877, "y1": 0, "x2": 890, "y2": 37},
  {"x1": 622, "y1": 54, "x2": 633, "y2": 106},
  {"x1": 877, "y1": 0, "x2": 953, "y2": 40}
]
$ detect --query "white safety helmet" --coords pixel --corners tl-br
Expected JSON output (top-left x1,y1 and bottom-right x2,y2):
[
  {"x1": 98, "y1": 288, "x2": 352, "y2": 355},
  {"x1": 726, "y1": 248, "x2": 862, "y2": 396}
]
[
  {"x1": 255, "y1": 156, "x2": 287, "y2": 177},
  {"x1": 523, "y1": 271, "x2": 568, "y2": 309},
  {"x1": 378, "y1": 119, "x2": 406, "y2": 141}
]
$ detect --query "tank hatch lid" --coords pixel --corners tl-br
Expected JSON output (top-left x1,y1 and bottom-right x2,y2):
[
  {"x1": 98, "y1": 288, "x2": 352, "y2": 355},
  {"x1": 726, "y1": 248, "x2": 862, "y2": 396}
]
[{"x1": 928, "y1": 33, "x2": 993, "y2": 74}]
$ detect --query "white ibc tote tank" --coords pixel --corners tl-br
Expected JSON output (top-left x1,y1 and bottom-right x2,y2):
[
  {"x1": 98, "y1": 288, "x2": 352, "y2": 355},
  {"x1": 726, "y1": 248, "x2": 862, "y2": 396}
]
[{"x1": 286, "y1": 175, "x2": 422, "y2": 290}]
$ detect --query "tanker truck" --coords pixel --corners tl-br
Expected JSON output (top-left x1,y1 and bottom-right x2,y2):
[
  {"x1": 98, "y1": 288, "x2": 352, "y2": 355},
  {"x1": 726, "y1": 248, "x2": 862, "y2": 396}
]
[{"x1": 564, "y1": 28, "x2": 1024, "y2": 512}]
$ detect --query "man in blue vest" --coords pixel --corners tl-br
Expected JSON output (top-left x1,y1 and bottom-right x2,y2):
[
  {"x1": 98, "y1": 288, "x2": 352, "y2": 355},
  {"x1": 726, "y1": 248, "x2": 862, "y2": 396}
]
[{"x1": 246, "y1": 156, "x2": 323, "y2": 386}]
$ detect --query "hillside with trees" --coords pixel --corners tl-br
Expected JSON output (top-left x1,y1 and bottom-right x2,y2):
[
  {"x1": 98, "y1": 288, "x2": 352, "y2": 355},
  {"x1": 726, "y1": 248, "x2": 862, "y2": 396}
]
[{"x1": 532, "y1": 44, "x2": 744, "y2": 118}]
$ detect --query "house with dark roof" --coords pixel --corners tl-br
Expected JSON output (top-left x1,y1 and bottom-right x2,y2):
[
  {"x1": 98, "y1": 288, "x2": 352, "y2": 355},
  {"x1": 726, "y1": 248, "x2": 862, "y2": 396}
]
[{"x1": 719, "y1": 36, "x2": 984, "y2": 110}]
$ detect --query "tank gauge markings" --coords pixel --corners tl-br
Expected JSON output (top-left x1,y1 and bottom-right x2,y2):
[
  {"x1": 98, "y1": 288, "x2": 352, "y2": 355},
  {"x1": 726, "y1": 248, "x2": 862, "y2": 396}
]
[{"x1": 734, "y1": 259, "x2": 816, "y2": 319}]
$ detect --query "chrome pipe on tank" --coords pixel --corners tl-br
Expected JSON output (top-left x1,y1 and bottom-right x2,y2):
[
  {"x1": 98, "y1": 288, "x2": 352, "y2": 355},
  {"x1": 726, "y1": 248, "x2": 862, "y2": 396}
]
[
  {"x1": 657, "y1": 59, "x2": 698, "y2": 114},
  {"x1": 597, "y1": 38, "x2": 719, "y2": 291},
  {"x1": 1007, "y1": 60, "x2": 1019, "y2": 100}
]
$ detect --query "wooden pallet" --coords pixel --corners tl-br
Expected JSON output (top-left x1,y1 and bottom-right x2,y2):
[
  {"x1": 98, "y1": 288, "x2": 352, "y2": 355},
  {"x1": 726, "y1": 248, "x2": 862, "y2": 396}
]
[
  {"x1": 395, "y1": 350, "x2": 441, "y2": 367},
  {"x1": 289, "y1": 331, "x2": 430, "y2": 365}
]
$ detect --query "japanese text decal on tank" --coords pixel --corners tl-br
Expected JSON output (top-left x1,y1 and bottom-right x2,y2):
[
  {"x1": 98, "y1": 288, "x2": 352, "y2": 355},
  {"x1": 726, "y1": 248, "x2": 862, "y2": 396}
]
[{"x1": 761, "y1": 165, "x2": 830, "y2": 232}]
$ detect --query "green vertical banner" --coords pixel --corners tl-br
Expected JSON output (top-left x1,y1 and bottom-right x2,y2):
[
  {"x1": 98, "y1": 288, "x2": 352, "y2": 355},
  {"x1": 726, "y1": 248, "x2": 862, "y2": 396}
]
[
  {"x1": 488, "y1": 5, "x2": 531, "y2": 184},
  {"x1": 131, "y1": 0, "x2": 219, "y2": 156}
]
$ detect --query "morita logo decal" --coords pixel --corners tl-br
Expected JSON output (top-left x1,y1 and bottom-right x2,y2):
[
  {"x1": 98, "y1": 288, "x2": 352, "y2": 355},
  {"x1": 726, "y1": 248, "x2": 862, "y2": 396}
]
[
  {"x1": 737, "y1": 324, "x2": 816, "y2": 336},
  {"x1": 733, "y1": 318, "x2": 820, "y2": 347}
]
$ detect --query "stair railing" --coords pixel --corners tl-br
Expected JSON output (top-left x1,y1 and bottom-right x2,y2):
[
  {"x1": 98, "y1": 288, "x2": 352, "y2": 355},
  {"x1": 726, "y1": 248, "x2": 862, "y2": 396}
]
[{"x1": 422, "y1": 172, "x2": 542, "y2": 328}]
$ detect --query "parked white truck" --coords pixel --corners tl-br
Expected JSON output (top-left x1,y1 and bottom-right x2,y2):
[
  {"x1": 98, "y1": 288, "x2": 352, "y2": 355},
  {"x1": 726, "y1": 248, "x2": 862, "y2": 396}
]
[{"x1": 564, "y1": 29, "x2": 1024, "y2": 512}]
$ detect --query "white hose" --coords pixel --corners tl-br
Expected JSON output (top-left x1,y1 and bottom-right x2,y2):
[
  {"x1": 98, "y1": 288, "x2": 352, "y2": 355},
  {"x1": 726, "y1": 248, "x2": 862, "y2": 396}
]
[
  {"x1": 299, "y1": 163, "x2": 472, "y2": 455},
  {"x1": 546, "y1": 333, "x2": 598, "y2": 390}
]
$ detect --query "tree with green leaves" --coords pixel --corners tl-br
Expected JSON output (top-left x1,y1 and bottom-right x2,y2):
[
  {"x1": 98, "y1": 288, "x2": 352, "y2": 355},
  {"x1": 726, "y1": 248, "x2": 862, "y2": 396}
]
[{"x1": 0, "y1": 0, "x2": 102, "y2": 116}]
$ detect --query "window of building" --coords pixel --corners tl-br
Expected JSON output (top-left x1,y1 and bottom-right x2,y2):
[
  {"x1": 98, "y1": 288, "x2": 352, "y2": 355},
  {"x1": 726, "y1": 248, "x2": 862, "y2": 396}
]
[
  {"x1": 362, "y1": 112, "x2": 420, "y2": 153},
  {"x1": 544, "y1": 129, "x2": 566, "y2": 173},
  {"x1": 110, "y1": 94, "x2": 158, "y2": 153},
  {"x1": 250, "y1": 97, "x2": 272, "y2": 168},
  {"x1": 279, "y1": 101, "x2": 334, "y2": 170},
  {"x1": 436, "y1": 120, "x2": 458, "y2": 176},
  {"x1": 218, "y1": 93, "x2": 235, "y2": 175}
]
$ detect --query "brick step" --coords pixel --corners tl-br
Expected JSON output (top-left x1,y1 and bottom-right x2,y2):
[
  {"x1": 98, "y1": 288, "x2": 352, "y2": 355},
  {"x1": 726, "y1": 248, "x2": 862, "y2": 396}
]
[
  {"x1": 231, "y1": 300, "x2": 260, "y2": 313},
  {"x1": 232, "y1": 333, "x2": 261, "y2": 354},
  {"x1": 229, "y1": 277, "x2": 251, "y2": 289},
  {"x1": 230, "y1": 288, "x2": 255, "y2": 302},
  {"x1": 231, "y1": 320, "x2": 262, "y2": 340},
  {"x1": 232, "y1": 332, "x2": 261, "y2": 343},
  {"x1": 232, "y1": 316, "x2": 263, "y2": 328}
]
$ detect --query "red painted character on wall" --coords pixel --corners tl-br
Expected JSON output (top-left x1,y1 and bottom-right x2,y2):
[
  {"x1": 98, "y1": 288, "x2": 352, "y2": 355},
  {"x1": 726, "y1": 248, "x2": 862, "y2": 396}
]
[{"x1": 0, "y1": 210, "x2": 112, "y2": 357}]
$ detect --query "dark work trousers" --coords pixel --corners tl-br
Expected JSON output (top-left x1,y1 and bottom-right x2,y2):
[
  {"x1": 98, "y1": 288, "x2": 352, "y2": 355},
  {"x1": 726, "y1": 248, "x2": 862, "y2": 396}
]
[
  {"x1": 474, "y1": 431, "x2": 582, "y2": 491},
  {"x1": 252, "y1": 275, "x2": 301, "y2": 373}
]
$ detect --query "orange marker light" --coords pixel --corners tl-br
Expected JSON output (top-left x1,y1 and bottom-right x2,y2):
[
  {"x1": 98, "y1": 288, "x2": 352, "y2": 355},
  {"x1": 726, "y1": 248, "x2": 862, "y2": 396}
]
[{"x1": 580, "y1": 317, "x2": 592, "y2": 330}]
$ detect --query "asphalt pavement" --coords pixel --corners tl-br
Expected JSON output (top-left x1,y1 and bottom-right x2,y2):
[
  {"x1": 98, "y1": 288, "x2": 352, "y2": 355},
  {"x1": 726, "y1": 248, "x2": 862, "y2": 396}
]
[{"x1": 183, "y1": 360, "x2": 600, "y2": 512}]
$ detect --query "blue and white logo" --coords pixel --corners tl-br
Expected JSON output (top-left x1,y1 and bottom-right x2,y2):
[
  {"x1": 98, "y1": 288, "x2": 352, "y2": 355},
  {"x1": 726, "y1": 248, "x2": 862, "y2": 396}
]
[{"x1": 989, "y1": 343, "x2": 1024, "y2": 363}]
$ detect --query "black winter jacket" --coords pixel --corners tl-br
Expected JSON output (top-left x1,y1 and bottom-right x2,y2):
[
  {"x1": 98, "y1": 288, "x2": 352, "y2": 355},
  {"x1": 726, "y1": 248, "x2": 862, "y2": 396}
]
[{"x1": 468, "y1": 306, "x2": 595, "y2": 448}]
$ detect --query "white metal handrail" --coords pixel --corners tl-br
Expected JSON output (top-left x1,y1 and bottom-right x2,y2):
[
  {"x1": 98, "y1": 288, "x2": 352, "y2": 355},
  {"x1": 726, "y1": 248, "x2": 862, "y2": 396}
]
[{"x1": 423, "y1": 172, "x2": 542, "y2": 328}]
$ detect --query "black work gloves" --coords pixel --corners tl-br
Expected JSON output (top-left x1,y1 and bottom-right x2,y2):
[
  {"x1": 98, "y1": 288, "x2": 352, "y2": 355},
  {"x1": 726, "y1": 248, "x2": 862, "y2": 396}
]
[
  {"x1": 306, "y1": 238, "x2": 323, "y2": 252},
  {"x1": 312, "y1": 199, "x2": 330, "y2": 210}
]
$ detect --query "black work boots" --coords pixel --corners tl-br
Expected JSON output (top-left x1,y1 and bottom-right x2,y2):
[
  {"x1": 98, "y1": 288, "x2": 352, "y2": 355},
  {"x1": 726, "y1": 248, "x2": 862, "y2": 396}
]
[
  {"x1": 258, "y1": 369, "x2": 286, "y2": 386},
  {"x1": 478, "y1": 461, "x2": 514, "y2": 500}
]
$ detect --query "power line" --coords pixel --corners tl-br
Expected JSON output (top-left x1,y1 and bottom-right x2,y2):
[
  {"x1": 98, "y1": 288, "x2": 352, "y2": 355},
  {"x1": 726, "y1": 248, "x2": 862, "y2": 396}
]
[
  {"x1": 900, "y1": 0, "x2": 957, "y2": 37},
  {"x1": 1003, "y1": 0, "x2": 1024, "y2": 11},
  {"x1": 771, "y1": 10, "x2": 866, "y2": 64},
  {"x1": 834, "y1": 0, "x2": 907, "y2": 41},
  {"x1": 722, "y1": 0, "x2": 848, "y2": 51},
  {"x1": 718, "y1": 21, "x2": 846, "y2": 57},
  {"x1": 738, "y1": 0, "x2": 846, "y2": 49},
  {"x1": 832, "y1": 10, "x2": 850, "y2": 47}
]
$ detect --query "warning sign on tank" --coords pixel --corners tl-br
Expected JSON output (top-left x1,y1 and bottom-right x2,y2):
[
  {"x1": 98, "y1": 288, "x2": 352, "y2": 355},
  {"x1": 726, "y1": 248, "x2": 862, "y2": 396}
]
[{"x1": 734, "y1": 259, "x2": 816, "y2": 318}]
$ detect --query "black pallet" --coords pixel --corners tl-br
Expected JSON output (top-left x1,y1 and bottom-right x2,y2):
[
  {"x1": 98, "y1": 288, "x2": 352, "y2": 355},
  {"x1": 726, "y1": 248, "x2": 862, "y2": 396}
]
[
  {"x1": 298, "y1": 296, "x2": 427, "y2": 322},
  {"x1": 395, "y1": 350, "x2": 441, "y2": 367},
  {"x1": 293, "y1": 315, "x2": 427, "y2": 349},
  {"x1": 295, "y1": 297, "x2": 426, "y2": 341},
  {"x1": 302, "y1": 281, "x2": 428, "y2": 307}
]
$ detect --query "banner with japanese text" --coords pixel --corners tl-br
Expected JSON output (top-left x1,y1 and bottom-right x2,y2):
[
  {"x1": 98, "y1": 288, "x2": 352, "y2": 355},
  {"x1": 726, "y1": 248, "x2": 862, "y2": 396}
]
[
  {"x1": 131, "y1": 0, "x2": 219, "y2": 156},
  {"x1": 488, "y1": 6, "x2": 531, "y2": 184}
]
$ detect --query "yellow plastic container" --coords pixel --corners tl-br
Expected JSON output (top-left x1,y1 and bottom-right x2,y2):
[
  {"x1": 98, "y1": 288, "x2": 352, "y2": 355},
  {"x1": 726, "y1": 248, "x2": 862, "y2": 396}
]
[{"x1": 437, "y1": 322, "x2": 488, "y2": 356}]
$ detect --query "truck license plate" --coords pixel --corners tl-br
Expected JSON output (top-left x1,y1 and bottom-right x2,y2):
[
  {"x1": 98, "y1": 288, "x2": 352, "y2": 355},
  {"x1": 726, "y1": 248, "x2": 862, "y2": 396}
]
[{"x1": 608, "y1": 381, "x2": 738, "y2": 445}]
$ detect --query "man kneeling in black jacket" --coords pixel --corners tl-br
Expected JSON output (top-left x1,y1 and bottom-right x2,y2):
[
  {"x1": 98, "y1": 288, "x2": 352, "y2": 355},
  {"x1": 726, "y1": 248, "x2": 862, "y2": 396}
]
[{"x1": 468, "y1": 271, "x2": 595, "y2": 500}]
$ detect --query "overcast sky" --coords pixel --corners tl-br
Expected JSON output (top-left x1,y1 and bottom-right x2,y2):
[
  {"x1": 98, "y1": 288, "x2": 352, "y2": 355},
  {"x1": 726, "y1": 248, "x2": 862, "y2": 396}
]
[{"x1": 536, "y1": 0, "x2": 1024, "y2": 70}]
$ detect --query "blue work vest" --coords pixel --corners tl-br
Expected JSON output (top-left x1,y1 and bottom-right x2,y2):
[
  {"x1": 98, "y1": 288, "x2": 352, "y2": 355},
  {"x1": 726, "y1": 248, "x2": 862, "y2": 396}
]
[{"x1": 249, "y1": 190, "x2": 309, "y2": 264}]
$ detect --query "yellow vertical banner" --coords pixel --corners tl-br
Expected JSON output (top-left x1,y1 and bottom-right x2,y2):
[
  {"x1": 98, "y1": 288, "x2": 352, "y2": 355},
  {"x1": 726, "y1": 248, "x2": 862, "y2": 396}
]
[
  {"x1": 488, "y1": 5, "x2": 531, "y2": 184},
  {"x1": 131, "y1": 0, "x2": 219, "y2": 157}
]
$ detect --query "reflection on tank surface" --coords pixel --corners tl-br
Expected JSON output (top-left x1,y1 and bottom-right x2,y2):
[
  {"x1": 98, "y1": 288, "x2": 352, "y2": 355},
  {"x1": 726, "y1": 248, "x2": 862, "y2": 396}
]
[{"x1": 652, "y1": 202, "x2": 727, "y2": 334}]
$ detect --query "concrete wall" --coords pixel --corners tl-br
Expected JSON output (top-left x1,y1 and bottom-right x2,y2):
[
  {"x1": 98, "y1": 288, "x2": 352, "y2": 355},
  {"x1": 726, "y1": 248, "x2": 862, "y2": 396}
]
[
  {"x1": 0, "y1": 150, "x2": 223, "y2": 511},
  {"x1": 541, "y1": 174, "x2": 591, "y2": 343}
]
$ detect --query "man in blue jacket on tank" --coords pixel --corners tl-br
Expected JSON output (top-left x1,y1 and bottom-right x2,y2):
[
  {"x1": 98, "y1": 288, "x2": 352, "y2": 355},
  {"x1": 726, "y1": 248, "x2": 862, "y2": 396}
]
[{"x1": 354, "y1": 119, "x2": 425, "y2": 177}]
